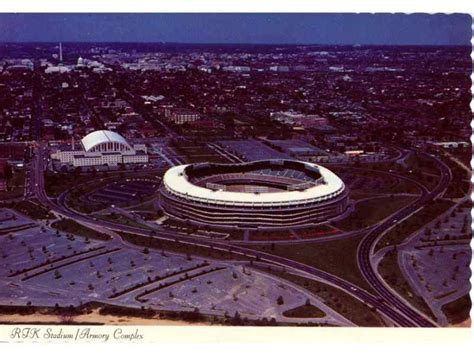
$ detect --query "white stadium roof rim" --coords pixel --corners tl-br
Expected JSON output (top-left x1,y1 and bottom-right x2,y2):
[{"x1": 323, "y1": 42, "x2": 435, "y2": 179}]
[
  {"x1": 81, "y1": 130, "x2": 131, "y2": 152},
  {"x1": 162, "y1": 160, "x2": 346, "y2": 207}
]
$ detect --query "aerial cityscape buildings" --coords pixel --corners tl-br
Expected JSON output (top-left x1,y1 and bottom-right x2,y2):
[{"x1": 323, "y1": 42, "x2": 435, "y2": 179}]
[{"x1": 0, "y1": 13, "x2": 471, "y2": 331}]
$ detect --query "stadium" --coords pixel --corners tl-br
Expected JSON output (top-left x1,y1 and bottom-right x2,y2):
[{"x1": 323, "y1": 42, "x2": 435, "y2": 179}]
[{"x1": 159, "y1": 159, "x2": 349, "y2": 229}]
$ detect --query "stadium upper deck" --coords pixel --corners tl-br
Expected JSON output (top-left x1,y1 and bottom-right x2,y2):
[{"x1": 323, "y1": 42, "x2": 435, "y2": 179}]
[{"x1": 159, "y1": 160, "x2": 349, "y2": 229}]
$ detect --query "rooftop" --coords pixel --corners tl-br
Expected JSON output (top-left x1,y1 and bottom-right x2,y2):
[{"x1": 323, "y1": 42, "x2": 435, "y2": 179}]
[{"x1": 81, "y1": 130, "x2": 130, "y2": 152}]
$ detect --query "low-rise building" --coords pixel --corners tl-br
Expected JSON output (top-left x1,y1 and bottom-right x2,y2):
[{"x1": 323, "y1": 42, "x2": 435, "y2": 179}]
[{"x1": 51, "y1": 130, "x2": 148, "y2": 167}]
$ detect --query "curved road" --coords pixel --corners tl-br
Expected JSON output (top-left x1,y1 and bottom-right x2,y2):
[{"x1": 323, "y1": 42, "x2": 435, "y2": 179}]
[
  {"x1": 357, "y1": 151, "x2": 452, "y2": 328},
  {"x1": 31, "y1": 145, "x2": 449, "y2": 327}
]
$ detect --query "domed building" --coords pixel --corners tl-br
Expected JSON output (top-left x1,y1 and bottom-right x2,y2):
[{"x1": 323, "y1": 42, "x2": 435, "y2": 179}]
[{"x1": 51, "y1": 130, "x2": 148, "y2": 167}]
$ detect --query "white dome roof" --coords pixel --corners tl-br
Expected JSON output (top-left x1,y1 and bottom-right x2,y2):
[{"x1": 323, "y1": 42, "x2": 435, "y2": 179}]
[{"x1": 81, "y1": 130, "x2": 130, "y2": 152}]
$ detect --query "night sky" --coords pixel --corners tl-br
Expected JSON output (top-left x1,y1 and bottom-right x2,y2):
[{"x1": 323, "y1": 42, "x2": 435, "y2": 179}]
[{"x1": 0, "y1": 13, "x2": 471, "y2": 45}]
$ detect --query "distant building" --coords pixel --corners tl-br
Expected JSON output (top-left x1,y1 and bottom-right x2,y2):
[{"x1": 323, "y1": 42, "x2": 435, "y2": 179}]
[
  {"x1": 344, "y1": 150, "x2": 364, "y2": 156},
  {"x1": 51, "y1": 130, "x2": 148, "y2": 167},
  {"x1": 222, "y1": 66, "x2": 251, "y2": 73},
  {"x1": 429, "y1": 141, "x2": 470, "y2": 149},
  {"x1": 270, "y1": 111, "x2": 329, "y2": 128},
  {"x1": 269, "y1": 65, "x2": 290, "y2": 72},
  {"x1": 44, "y1": 65, "x2": 71, "y2": 74},
  {"x1": 165, "y1": 108, "x2": 200, "y2": 125}
]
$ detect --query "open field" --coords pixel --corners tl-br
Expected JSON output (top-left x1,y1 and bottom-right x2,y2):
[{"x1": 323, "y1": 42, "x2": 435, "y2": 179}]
[
  {"x1": 361, "y1": 153, "x2": 441, "y2": 191},
  {"x1": 95, "y1": 213, "x2": 153, "y2": 230},
  {"x1": 248, "y1": 233, "x2": 374, "y2": 293},
  {"x1": 69, "y1": 178, "x2": 159, "y2": 214},
  {"x1": 0, "y1": 170, "x2": 25, "y2": 200},
  {"x1": 45, "y1": 170, "x2": 162, "y2": 198},
  {"x1": 283, "y1": 304, "x2": 326, "y2": 318},
  {"x1": 333, "y1": 195, "x2": 416, "y2": 231},
  {"x1": 1, "y1": 200, "x2": 54, "y2": 220},
  {"x1": 440, "y1": 155, "x2": 471, "y2": 199},
  {"x1": 119, "y1": 232, "x2": 249, "y2": 262},
  {"x1": 51, "y1": 218, "x2": 110, "y2": 241},
  {"x1": 375, "y1": 199, "x2": 455, "y2": 252},
  {"x1": 171, "y1": 141, "x2": 229, "y2": 164},
  {"x1": 248, "y1": 225, "x2": 339, "y2": 241},
  {"x1": 333, "y1": 167, "x2": 421, "y2": 195}
]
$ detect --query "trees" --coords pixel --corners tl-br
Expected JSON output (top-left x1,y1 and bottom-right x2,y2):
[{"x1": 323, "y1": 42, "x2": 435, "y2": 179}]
[{"x1": 277, "y1": 295, "x2": 284, "y2": 305}]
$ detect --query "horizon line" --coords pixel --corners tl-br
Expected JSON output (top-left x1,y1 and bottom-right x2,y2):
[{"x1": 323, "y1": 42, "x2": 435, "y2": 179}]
[{"x1": 0, "y1": 41, "x2": 470, "y2": 47}]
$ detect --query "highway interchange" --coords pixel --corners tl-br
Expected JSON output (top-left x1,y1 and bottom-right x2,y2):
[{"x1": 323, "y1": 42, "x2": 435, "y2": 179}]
[{"x1": 22, "y1": 143, "x2": 455, "y2": 327}]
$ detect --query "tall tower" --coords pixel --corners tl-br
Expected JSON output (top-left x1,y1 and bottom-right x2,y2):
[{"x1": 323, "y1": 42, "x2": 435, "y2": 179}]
[{"x1": 59, "y1": 42, "x2": 63, "y2": 62}]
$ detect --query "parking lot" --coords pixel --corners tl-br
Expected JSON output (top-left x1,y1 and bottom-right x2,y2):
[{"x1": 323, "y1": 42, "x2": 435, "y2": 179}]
[
  {"x1": 81, "y1": 178, "x2": 159, "y2": 208},
  {"x1": 0, "y1": 209, "x2": 36, "y2": 232},
  {"x1": 399, "y1": 202, "x2": 471, "y2": 325},
  {"x1": 218, "y1": 139, "x2": 290, "y2": 161},
  {"x1": 0, "y1": 210, "x2": 350, "y2": 325}
]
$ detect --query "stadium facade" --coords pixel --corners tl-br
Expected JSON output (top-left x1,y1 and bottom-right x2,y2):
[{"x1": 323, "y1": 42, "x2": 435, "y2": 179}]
[
  {"x1": 51, "y1": 130, "x2": 148, "y2": 167},
  {"x1": 159, "y1": 159, "x2": 349, "y2": 229}
]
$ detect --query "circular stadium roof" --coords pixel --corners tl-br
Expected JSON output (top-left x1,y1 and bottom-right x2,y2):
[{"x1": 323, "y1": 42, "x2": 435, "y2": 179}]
[
  {"x1": 162, "y1": 160, "x2": 345, "y2": 207},
  {"x1": 81, "y1": 130, "x2": 131, "y2": 152}
]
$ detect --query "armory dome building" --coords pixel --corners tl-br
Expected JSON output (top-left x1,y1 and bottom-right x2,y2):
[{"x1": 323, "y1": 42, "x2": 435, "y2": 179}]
[
  {"x1": 51, "y1": 130, "x2": 148, "y2": 167},
  {"x1": 159, "y1": 159, "x2": 348, "y2": 229}
]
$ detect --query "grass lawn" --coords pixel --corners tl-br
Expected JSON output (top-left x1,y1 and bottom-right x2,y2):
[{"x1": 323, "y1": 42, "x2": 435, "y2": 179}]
[
  {"x1": 131, "y1": 200, "x2": 157, "y2": 212},
  {"x1": 119, "y1": 232, "x2": 250, "y2": 262},
  {"x1": 96, "y1": 213, "x2": 153, "y2": 230},
  {"x1": 404, "y1": 152, "x2": 441, "y2": 176},
  {"x1": 441, "y1": 294, "x2": 471, "y2": 325},
  {"x1": 8, "y1": 200, "x2": 54, "y2": 220},
  {"x1": 333, "y1": 167, "x2": 421, "y2": 195},
  {"x1": 333, "y1": 195, "x2": 417, "y2": 231},
  {"x1": 248, "y1": 233, "x2": 374, "y2": 293},
  {"x1": 375, "y1": 199, "x2": 455, "y2": 252},
  {"x1": 0, "y1": 170, "x2": 25, "y2": 200},
  {"x1": 282, "y1": 304, "x2": 326, "y2": 318},
  {"x1": 257, "y1": 267, "x2": 385, "y2": 327},
  {"x1": 378, "y1": 249, "x2": 437, "y2": 321},
  {"x1": 391, "y1": 179, "x2": 423, "y2": 194},
  {"x1": 45, "y1": 170, "x2": 161, "y2": 198},
  {"x1": 441, "y1": 155, "x2": 471, "y2": 199},
  {"x1": 51, "y1": 218, "x2": 110, "y2": 240},
  {"x1": 349, "y1": 191, "x2": 384, "y2": 201},
  {"x1": 171, "y1": 142, "x2": 228, "y2": 164}
]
